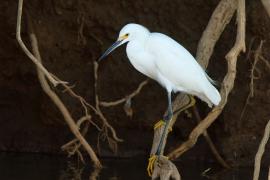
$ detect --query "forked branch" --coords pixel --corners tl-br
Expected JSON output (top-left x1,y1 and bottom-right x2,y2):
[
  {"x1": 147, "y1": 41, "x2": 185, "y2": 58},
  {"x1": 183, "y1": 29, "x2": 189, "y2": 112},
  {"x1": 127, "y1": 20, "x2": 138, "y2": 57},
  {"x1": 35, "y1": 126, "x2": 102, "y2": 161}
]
[
  {"x1": 26, "y1": 16, "x2": 101, "y2": 168},
  {"x1": 16, "y1": 0, "x2": 67, "y2": 87},
  {"x1": 149, "y1": 0, "x2": 238, "y2": 178},
  {"x1": 168, "y1": 0, "x2": 245, "y2": 160}
]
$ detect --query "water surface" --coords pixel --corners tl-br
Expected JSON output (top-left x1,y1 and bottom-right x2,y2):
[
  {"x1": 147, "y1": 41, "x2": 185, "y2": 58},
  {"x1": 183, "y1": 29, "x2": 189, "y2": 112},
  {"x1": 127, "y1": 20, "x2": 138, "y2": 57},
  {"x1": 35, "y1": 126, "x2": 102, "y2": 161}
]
[{"x1": 0, "y1": 153, "x2": 267, "y2": 180}]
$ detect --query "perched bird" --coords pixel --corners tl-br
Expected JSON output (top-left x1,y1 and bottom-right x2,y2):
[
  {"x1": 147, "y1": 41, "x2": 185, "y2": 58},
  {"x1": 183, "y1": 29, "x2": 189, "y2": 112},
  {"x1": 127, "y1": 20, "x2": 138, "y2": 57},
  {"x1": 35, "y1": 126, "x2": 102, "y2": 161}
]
[{"x1": 98, "y1": 23, "x2": 221, "y2": 175}]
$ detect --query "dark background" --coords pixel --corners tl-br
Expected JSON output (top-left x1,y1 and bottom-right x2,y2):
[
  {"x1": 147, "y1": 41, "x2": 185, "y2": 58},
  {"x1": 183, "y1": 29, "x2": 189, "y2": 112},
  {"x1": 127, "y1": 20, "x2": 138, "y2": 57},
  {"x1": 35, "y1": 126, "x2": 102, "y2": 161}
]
[{"x1": 1, "y1": 0, "x2": 270, "y2": 167}]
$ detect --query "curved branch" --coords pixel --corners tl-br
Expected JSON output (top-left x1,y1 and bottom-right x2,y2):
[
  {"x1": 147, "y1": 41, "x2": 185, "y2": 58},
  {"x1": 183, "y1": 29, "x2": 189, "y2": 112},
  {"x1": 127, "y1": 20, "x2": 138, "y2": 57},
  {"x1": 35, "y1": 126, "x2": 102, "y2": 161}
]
[
  {"x1": 149, "y1": 0, "x2": 238, "y2": 177},
  {"x1": 94, "y1": 62, "x2": 124, "y2": 143},
  {"x1": 28, "y1": 23, "x2": 101, "y2": 168},
  {"x1": 168, "y1": 0, "x2": 246, "y2": 159},
  {"x1": 253, "y1": 119, "x2": 270, "y2": 180},
  {"x1": 100, "y1": 79, "x2": 148, "y2": 107},
  {"x1": 16, "y1": 0, "x2": 67, "y2": 87}
]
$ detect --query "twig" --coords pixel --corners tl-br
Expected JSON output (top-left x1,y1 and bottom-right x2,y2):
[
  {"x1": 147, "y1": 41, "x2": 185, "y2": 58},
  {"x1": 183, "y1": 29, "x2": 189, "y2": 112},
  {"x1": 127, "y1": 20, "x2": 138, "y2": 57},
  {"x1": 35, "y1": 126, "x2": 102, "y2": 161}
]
[
  {"x1": 52, "y1": 74, "x2": 102, "y2": 131},
  {"x1": 168, "y1": 0, "x2": 245, "y2": 160},
  {"x1": 16, "y1": 0, "x2": 67, "y2": 87},
  {"x1": 100, "y1": 79, "x2": 148, "y2": 107},
  {"x1": 27, "y1": 18, "x2": 101, "y2": 168},
  {"x1": 94, "y1": 61, "x2": 123, "y2": 153},
  {"x1": 192, "y1": 106, "x2": 230, "y2": 169},
  {"x1": 239, "y1": 40, "x2": 264, "y2": 121},
  {"x1": 260, "y1": 56, "x2": 270, "y2": 70},
  {"x1": 61, "y1": 115, "x2": 96, "y2": 153},
  {"x1": 253, "y1": 119, "x2": 270, "y2": 180}
]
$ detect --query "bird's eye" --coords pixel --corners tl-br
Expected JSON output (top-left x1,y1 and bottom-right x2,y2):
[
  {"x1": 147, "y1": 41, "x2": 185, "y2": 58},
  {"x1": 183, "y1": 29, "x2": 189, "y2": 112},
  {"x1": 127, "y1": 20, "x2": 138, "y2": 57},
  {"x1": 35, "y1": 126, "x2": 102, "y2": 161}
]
[{"x1": 125, "y1": 33, "x2": 129, "y2": 36}]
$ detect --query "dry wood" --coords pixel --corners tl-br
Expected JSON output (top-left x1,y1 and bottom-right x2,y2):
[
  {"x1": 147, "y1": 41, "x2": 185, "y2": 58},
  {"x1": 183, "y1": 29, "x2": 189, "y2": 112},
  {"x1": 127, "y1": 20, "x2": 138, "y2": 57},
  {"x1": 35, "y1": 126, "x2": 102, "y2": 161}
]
[
  {"x1": 149, "y1": 0, "x2": 238, "y2": 178},
  {"x1": 100, "y1": 79, "x2": 148, "y2": 107},
  {"x1": 168, "y1": 0, "x2": 245, "y2": 160},
  {"x1": 27, "y1": 18, "x2": 101, "y2": 168},
  {"x1": 16, "y1": 0, "x2": 67, "y2": 87},
  {"x1": 239, "y1": 41, "x2": 264, "y2": 122},
  {"x1": 93, "y1": 62, "x2": 124, "y2": 143},
  {"x1": 192, "y1": 106, "x2": 230, "y2": 169},
  {"x1": 253, "y1": 120, "x2": 270, "y2": 180}
]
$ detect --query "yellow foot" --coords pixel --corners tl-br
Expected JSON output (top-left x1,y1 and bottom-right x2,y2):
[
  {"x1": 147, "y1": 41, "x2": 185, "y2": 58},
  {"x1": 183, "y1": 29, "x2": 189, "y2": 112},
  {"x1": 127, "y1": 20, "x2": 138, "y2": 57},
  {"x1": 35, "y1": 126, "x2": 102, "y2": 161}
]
[
  {"x1": 147, "y1": 155, "x2": 169, "y2": 176},
  {"x1": 153, "y1": 120, "x2": 173, "y2": 132},
  {"x1": 147, "y1": 155, "x2": 157, "y2": 176},
  {"x1": 187, "y1": 95, "x2": 196, "y2": 108}
]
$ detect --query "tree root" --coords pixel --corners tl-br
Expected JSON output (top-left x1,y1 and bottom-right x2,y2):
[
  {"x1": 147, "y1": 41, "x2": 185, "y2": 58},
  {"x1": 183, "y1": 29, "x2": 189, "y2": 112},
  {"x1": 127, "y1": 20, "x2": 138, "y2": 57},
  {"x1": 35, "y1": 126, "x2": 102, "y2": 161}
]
[
  {"x1": 151, "y1": 156, "x2": 181, "y2": 180},
  {"x1": 149, "y1": 0, "x2": 244, "y2": 178},
  {"x1": 16, "y1": 0, "x2": 67, "y2": 87},
  {"x1": 253, "y1": 119, "x2": 270, "y2": 180},
  {"x1": 169, "y1": 0, "x2": 245, "y2": 160},
  {"x1": 239, "y1": 40, "x2": 264, "y2": 122},
  {"x1": 27, "y1": 19, "x2": 102, "y2": 167}
]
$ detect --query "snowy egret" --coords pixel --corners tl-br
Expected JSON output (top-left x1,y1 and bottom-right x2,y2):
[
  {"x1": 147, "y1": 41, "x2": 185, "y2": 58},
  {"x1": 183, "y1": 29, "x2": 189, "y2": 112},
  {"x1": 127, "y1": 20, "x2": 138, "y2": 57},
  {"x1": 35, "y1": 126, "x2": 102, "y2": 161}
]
[{"x1": 98, "y1": 23, "x2": 221, "y2": 175}]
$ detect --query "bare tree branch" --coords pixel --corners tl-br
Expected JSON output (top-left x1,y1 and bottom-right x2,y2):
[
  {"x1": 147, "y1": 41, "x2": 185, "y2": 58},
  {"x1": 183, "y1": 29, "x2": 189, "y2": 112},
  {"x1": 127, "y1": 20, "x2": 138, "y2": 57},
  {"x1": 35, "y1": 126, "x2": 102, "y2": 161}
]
[
  {"x1": 16, "y1": 0, "x2": 67, "y2": 87},
  {"x1": 192, "y1": 106, "x2": 230, "y2": 169},
  {"x1": 148, "y1": 0, "x2": 238, "y2": 178},
  {"x1": 253, "y1": 119, "x2": 270, "y2": 180},
  {"x1": 27, "y1": 19, "x2": 101, "y2": 168},
  {"x1": 100, "y1": 79, "x2": 148, "y2": 107},
  {"x1": 94, "y1": 62, "x2": 123, "y2": 143},
  {"x1": 168, "y1": 0, "x2": 246, "y2": 160},
  {"x1": 239, "y1": 40, "x2": 264, "y2": 122}
]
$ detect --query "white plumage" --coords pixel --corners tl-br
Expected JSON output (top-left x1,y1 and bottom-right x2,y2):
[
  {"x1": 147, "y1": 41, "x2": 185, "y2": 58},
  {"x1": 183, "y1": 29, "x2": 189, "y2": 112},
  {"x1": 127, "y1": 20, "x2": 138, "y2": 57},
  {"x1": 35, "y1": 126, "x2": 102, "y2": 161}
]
[
  {"x1": 99, "y1": 23, "x2": 221, "y2": 156},
  {"x1": 120, "y1": 23, "x2": 221, "y2": 107}
]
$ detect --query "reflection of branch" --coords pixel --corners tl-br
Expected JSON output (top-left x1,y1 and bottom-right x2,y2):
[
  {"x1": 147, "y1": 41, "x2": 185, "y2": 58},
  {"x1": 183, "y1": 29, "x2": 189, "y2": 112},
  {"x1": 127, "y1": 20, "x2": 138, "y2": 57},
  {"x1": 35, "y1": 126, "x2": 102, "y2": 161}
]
[
  {"x1": 253, "y1": 119, "x2": 270, "y2": 180},
  {"x1": 100, "y1": 79, "x2": 148, "y2": 107},
  {"x1": 16, "y1": 0, "x2": 67, "y2": 87},
  {"x1": 89, "y1": 168, "x2": 101, "y2": 180},
  {"x1": 27, "y1": 18, "x2": 101, "y2": 168},
  {"x1": 169, "y1": 0, "x2": 246, "y2": 160}
]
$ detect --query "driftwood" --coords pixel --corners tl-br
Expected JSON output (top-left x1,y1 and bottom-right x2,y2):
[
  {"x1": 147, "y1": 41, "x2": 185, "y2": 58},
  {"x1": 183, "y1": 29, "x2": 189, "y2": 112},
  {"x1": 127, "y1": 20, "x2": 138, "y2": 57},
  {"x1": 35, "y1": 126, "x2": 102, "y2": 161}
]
[
  {"x1": 16, "y1": 0, "x2": 67, "y2": 87},
  {"x1": 252, "y1": 4, "x2": 270, "y2": 180},
  {"x1": 149, "y1": 0, "x2": 245, "y2": 178},
  {"x1": 253, "y1": 119, "x2": 270, "y2": 180},
  {"x1": 27, "y1": 18, "x2": 102, "y2": 167},
  {"x1": 169, "y1": 0, "x2": 245, "y2": 160},
  {"x1": 16, "y1": 0, "x2": 136, "y2": 167}
]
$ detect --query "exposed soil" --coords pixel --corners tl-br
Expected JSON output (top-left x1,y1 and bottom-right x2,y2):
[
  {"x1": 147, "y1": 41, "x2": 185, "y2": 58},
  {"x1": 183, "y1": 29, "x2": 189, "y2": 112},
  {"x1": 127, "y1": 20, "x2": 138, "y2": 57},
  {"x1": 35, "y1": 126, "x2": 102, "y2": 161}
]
[{"x1": 0, "y1": 0, "x2": 270, "y2": 167}]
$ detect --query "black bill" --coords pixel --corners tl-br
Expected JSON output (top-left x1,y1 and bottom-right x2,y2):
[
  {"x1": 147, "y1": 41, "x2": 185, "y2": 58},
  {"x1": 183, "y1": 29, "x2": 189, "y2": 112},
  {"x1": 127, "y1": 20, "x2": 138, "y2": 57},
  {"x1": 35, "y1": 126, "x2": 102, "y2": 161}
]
[{"x1": 98, "y1": 40, "x2": 123, "y2": 62}]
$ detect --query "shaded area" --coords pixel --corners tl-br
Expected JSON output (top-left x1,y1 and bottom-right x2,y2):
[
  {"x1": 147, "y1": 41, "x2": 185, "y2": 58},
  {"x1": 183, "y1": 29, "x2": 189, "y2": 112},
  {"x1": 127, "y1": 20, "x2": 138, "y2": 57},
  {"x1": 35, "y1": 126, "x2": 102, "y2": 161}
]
[
  {"x1": 0, "y1": 0, "x2": 270, "y2": 168},
  {"x1": 0, "y1": 153, "x2": 268, "y2": 180}
]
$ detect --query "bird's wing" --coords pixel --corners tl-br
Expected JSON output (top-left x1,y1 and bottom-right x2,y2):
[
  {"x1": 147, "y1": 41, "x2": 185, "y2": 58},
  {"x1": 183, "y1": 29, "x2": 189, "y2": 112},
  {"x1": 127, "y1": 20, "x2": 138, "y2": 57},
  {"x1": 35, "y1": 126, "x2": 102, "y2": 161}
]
[{"x1": 146, "y1": 33, "x2": 210, "y2": 93}]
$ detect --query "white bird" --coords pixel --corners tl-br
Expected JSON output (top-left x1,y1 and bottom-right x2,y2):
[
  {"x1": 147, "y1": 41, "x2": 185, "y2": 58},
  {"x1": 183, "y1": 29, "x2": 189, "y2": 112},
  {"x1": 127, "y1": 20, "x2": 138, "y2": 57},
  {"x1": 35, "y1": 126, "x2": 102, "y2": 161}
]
[{"x1": 98, "y1": 23, "x2": 221, "y2": 158}]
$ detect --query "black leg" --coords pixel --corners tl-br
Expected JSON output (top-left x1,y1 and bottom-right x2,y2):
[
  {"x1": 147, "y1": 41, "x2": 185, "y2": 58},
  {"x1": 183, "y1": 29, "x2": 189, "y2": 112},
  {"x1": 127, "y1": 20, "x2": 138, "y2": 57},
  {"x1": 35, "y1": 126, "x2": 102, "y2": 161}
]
[{"x1": 156, "y1": 91, "x2": 172, "y2": 155}]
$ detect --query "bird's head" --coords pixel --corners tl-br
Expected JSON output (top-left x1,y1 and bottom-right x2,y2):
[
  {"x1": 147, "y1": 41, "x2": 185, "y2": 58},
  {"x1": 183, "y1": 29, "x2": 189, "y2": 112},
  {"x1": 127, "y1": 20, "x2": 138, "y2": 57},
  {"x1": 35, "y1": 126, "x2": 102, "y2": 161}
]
[{"x1": 98, "y1": 23, "x2": 150, "y2": 62}]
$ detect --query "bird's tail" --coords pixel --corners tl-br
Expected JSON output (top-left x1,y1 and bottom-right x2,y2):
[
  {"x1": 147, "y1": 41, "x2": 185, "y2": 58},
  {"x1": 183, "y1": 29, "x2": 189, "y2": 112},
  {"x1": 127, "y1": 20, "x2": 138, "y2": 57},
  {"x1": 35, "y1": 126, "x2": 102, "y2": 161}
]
[{"x1": 205, "y1": 84, "x2": 221, "y2": 107}]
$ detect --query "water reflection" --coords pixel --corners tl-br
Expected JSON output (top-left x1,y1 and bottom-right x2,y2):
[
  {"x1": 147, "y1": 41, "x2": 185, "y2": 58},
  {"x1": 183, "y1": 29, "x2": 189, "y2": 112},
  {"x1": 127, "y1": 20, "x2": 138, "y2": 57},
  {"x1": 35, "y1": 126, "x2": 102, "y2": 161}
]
[{"x1": 0, "y1": 153, "x2": 268, "y2": 180}]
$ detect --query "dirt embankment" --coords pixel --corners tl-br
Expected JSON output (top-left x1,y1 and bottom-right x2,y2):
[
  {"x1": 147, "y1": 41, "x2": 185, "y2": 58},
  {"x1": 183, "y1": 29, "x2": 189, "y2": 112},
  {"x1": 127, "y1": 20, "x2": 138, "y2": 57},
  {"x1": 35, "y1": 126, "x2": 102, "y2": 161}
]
[{"x1": 0, "y1": 0, "x2": 270, "y2": 166}]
